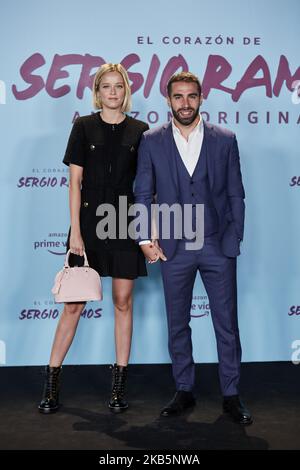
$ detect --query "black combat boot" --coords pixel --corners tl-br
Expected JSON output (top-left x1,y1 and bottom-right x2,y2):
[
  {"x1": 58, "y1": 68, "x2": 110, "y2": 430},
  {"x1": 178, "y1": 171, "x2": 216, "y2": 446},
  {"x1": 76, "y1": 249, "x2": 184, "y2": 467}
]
[
  {"x1": 108, "y1": 363, "x2": 128, "y2": 413},
  {"x1": 38, "y1": 366, "x2": 62, "y2": 414}
]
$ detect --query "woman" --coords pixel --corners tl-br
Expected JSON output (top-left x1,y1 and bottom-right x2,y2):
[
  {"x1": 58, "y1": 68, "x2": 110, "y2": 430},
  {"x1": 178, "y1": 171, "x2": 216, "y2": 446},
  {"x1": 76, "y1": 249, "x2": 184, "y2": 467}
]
[{"x1": 38, "y1": 63, "x2": 149, "y2": 414}]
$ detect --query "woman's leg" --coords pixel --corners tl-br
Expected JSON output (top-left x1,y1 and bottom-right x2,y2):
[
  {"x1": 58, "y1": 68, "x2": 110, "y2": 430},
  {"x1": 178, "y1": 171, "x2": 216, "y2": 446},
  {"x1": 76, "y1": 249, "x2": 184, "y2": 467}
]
[
  {"x1": 109, "y1": 278, "x2": 134, "y2": 412},
  {"x1": 49, "y1": 302, "x2": 86, "y2": 367},
  {"x1": 112, "y1": 278, "x2": 134, "y2": 366},
  {"x1": 39, "y1": 302, "x2": 86, "y2": 413}
]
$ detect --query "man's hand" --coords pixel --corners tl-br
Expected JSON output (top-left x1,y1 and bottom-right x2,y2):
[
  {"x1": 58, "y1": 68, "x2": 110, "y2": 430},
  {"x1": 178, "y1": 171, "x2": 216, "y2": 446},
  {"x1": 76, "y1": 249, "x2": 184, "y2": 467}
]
[{"x1": 141, "y1": 240, "x2": 167, "y2": 263}]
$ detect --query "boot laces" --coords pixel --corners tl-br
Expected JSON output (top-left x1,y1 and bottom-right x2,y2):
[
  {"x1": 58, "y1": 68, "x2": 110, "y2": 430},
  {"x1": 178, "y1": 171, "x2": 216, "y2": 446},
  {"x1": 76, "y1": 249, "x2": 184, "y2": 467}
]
[
  {"x1": 111, "y1": 366, "x2": 126, "y2": 398},
  {"x1": 44, "y1": 370, "x2": 60, "y2": 400}
]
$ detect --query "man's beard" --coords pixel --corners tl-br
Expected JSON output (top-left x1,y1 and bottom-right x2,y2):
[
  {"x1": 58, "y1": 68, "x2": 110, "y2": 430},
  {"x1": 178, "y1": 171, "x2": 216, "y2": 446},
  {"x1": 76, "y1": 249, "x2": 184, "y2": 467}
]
[{"x1": 172, "y1": 105, "x2": 200, "y2": 126}]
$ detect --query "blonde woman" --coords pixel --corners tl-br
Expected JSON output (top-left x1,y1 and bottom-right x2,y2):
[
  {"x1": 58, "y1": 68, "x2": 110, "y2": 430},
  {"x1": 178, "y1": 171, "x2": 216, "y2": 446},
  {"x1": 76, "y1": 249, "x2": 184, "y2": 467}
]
[{"x1": 38, "y1": 64, "x2": 148, "y2": 414}]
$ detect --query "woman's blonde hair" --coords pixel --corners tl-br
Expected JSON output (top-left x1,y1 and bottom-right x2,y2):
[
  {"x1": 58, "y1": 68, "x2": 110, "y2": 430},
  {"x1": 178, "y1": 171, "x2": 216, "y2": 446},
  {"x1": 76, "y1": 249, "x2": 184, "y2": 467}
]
[{"x1": 92, "y1": 63, "x2": 131, "y2": 112}]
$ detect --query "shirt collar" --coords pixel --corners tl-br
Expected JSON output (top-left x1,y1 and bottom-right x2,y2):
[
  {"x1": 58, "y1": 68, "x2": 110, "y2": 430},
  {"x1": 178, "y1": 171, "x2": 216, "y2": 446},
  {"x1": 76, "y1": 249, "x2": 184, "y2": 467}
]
[{"x1": 172, "y1": 114, "x2": 203, "y2": 138}]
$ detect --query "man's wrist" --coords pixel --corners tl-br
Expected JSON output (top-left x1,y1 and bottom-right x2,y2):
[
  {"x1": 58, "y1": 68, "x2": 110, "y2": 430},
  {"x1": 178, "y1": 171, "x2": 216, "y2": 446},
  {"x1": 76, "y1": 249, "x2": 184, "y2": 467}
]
[{"x1": 139, "y1": 240, "x2": 151, "y2": 246}]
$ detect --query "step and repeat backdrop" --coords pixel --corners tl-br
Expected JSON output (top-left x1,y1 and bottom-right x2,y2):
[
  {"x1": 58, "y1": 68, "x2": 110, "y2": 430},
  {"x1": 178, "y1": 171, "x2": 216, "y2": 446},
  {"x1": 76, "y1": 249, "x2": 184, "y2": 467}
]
[{"x1": 1, "y1": 0, "x2": 299, "y2": 366}]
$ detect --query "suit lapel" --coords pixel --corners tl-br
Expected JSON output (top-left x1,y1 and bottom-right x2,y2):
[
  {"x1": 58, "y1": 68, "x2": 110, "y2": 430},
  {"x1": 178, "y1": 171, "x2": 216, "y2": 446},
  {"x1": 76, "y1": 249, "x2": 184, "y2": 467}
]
[
  {"x1": 161, "y1": 121, "x2": 179, "y2": 193},
  {"x1": 203, "y1": 121, "x2": 217, "y2": 190}
]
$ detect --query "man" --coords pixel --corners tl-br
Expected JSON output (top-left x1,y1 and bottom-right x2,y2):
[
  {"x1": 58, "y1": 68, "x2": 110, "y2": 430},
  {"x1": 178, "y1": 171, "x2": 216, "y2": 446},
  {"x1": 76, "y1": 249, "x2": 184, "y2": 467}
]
[{"x1": 134, "y1": 72, "x2": 252, "y2": 425}]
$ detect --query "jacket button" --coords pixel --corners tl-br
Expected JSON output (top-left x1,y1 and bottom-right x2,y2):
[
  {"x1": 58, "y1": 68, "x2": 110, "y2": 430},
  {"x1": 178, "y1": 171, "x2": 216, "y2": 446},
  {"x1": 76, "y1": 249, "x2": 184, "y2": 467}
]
[
  {"x1": 130, "y1": 146, "x2": 135, "y2": 152},
  {"x1": 83, "y1": 202, "x2": 89, "y2": 207},
  {"x1": 90, "y1": 144, "x2": 95, "y2": 150}
]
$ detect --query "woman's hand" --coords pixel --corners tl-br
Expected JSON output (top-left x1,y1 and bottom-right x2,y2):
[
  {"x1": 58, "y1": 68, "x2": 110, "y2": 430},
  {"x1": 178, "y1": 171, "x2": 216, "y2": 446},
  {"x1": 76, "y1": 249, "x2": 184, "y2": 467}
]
[
  {"x1": 69, "y1": 230, "x2": 85, "y2": 257},
  {"x1": 141, "y1": 240, "x2": 167, "y2": 263}
]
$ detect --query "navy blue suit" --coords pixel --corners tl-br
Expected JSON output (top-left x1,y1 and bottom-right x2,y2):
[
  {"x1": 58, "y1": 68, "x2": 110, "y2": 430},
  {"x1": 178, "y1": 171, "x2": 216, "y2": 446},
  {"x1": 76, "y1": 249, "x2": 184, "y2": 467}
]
[{"x1": 134, "y1": 120, "x2": 245, "y2": 396}]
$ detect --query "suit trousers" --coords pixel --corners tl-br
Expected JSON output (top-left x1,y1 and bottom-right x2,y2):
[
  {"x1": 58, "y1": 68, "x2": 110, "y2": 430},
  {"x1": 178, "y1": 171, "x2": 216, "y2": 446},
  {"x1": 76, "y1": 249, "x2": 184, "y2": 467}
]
[{"x1": 160, "y1": 234, "x2": 242, "y2": 396}]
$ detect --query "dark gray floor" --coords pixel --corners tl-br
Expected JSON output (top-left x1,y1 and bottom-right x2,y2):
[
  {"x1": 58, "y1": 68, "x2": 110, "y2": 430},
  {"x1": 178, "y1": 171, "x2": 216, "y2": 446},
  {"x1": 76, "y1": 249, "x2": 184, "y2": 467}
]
[{"x1": 0, "y1": 363, "x2": 299, "y2": 450}]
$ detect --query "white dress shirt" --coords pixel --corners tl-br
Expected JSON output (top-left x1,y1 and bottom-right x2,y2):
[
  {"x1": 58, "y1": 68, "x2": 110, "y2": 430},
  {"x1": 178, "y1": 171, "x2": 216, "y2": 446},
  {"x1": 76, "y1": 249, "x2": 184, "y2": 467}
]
[{"x1": 172, "y1": 115, "x2": 204, "y2": 176}]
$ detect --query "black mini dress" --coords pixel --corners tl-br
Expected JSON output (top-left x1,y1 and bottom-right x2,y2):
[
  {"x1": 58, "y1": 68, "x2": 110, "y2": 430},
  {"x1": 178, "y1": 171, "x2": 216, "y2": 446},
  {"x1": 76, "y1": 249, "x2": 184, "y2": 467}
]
[{"x1": 63, "y1": 112, "x2": 149, "y2": 280}]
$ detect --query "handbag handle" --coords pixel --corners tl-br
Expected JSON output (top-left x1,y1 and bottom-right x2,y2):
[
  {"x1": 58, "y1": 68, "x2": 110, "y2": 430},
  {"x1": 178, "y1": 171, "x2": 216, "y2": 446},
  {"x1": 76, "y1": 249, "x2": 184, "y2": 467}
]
[{"x1": 64, "y1": 249, "x2": 89, "y2": 268}]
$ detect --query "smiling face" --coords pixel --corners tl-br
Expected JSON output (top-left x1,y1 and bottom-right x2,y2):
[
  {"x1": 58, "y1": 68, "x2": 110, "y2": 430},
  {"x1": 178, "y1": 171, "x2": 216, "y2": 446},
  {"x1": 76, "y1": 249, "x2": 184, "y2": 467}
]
[
  {"x1": 97, "y1": 71, "x2": 125, "y2": 111},
  {"x1": 167, "y1": 80, "x2": 203, "y2": 126}
]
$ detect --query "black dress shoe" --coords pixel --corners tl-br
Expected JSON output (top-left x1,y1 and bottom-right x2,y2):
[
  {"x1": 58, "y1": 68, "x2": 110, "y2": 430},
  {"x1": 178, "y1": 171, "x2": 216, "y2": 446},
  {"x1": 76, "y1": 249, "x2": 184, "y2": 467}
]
[
  {"x1": 160, "y1": 391, "x2": 196, "y2": 417},
  {"x1": 223, "y1": 395, "x2": 253, "y2": 425}
]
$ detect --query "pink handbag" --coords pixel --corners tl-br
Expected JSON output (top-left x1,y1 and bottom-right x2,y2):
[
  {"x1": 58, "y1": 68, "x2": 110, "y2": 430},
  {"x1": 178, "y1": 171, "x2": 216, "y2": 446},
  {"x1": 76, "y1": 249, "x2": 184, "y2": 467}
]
[{"x1": 51, "y1": 250, "x2": 102, "y2": 303}]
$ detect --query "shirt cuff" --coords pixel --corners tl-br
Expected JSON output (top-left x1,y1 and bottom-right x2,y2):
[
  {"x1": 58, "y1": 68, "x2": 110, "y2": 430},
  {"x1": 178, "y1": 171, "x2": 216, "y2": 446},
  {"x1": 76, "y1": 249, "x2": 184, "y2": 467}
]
[{"x1": 139, "y1": 240, "x2": 151, "y2": 245}]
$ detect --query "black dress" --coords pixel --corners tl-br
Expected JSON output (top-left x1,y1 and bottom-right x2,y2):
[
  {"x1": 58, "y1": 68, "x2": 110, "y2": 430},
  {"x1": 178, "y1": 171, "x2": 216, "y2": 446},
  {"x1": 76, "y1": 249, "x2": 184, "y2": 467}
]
[{"x1": 63, "y1": 112, "x2": 149, "y2": 279}]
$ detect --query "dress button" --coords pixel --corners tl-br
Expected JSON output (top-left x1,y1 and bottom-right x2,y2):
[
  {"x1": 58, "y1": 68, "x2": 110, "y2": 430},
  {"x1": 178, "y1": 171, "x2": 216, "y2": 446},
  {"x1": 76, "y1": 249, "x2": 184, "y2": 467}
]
[
  {"x1": 90, "y1": 144, "x2": 95, "y2": 150},
  {"x1": 83, "y1": 202, "x2": 89, "y2": 207}
]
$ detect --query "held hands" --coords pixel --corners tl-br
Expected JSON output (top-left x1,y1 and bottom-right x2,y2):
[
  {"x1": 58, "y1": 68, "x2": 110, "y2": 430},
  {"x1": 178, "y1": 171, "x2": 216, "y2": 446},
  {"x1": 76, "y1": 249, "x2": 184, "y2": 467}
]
[
  {"x1": 70, "y1": 230, "x2": 85, "y2": 257},
  {"x1": 141, "y1": 240, "x2": 167, "y2": 263}
]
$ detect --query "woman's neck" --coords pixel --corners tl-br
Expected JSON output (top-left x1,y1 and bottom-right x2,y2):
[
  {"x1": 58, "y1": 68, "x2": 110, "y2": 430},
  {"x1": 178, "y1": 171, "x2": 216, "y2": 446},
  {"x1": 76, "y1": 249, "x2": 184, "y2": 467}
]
[{"x1": 100, "y1": 108, "x2": 125, "y2": 124}]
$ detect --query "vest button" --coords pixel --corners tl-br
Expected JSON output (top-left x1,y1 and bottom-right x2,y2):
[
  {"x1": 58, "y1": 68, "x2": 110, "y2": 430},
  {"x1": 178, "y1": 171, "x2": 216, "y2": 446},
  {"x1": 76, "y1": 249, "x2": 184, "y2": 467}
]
[
  {"x1": 90, "y1": 144, "x2": 95, "y2": 150},
  {"x1": 83, "y1": 202, "x2": 89, "y2": 207}
]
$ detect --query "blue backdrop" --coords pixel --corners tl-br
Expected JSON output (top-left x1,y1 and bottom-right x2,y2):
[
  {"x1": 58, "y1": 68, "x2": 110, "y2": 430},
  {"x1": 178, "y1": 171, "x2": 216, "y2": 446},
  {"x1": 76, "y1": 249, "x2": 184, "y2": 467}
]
[{"x1": 1, "y1": 0, "x2": 300, "y2": 366}]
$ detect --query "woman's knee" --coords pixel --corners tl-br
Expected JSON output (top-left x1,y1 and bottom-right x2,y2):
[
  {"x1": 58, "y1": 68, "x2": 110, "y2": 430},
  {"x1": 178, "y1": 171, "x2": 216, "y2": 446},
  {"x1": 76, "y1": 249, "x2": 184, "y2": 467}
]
[{"x1": 113, "y1": 295, "x2": 132, "y2": 313}]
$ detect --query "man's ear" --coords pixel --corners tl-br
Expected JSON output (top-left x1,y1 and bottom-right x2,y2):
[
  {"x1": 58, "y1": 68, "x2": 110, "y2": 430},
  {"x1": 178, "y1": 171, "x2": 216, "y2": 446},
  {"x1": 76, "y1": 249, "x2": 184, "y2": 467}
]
[
  {"x1": 167, "y1": 96, "x2": 171, "y2": 107},
  {"x1": 200, "y1": 94, "x2": 204, "y2": 106}
]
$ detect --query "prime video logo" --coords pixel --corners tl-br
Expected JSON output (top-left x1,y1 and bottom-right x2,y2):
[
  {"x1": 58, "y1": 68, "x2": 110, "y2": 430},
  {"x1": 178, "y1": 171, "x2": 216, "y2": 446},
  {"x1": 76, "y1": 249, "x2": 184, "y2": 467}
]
[
  {"x1": 0, "y1": 340, "x2": 6, "y2": 365},
  {"x1": 0, "y1": 80, "x2": 6, "y2": 104}
]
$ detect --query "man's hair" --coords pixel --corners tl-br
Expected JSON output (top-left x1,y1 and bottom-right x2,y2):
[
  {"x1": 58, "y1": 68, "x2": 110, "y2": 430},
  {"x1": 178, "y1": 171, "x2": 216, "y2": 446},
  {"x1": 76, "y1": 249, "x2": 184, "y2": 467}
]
[{"x1": 167, "y1": 72, "x2": 202, "y2": 97}]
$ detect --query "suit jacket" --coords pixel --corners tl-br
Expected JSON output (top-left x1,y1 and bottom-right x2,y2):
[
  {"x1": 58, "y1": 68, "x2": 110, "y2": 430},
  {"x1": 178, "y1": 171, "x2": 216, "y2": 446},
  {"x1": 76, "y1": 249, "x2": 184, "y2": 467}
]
[{"x1": 134, "y1": 120, "x2": 245, "y2": 260}]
